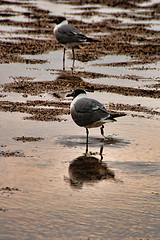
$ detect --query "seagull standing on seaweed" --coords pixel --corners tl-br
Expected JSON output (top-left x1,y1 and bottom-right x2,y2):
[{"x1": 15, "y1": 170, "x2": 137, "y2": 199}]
[{"x1": 53, "y1": 17, "x2": 100, "y2": 70}]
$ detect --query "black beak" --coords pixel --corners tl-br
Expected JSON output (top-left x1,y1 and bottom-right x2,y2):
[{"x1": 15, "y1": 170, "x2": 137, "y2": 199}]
[{"x1": 66, "y1": 92, "x2": 74, "y2": 98}]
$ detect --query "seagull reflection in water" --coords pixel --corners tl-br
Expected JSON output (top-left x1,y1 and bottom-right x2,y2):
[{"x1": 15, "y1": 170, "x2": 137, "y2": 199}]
[{"x1": 66, "y1": 145, "x2": 115, "y2": 189}]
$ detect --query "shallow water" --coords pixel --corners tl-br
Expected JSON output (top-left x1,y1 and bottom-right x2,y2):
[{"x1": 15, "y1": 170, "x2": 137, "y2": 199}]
[
  {"x1": 0, "y1": 0, "x2": 160, "y2": 239},
  {"x1": 0, "y1": 110, "x2": 160, "y2": 239}
]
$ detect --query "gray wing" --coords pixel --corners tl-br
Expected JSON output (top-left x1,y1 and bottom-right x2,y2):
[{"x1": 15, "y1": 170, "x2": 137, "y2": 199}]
[
  {"x1": 55, "y1": 24, "x2": 88, "y2": 44},
  {"x1": 71, "y1": 98, "x2": 110, "y2": 127}
]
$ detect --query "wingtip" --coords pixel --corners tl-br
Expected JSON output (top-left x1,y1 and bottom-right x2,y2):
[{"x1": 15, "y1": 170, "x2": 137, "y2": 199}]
[
  {"x1": 110, "y1": 113, "x2": 127, "y2": 119},
  {"x1": 86, "y1": 37, "x2": 101, "y2": 43}
]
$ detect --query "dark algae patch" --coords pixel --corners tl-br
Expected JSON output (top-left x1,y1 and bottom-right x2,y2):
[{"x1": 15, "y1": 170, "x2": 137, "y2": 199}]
[
  {"x1": 0, "y1": 187, "x2": 20, "y2": 192},
  {"x1": 1, "y1": 72, "x2": 160, "y2": 98},
  {"x1": 0, "y1": 207, "x2": 8, "y2": 212},
  {"x1": 0, "y1": 150, "x2": 25, "y2": 157},
  {"x1": 13, "y1": 136, "x2": 44, "y2": 142}
]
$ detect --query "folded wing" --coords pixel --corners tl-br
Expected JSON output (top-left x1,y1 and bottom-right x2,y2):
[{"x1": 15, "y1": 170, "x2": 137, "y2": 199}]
[
  {"x1": 55, "y1": 24, "x2": 89, "y2": 44},
  {"x1": 71, "y1": 98, "x2": 110, "y2": 127}
]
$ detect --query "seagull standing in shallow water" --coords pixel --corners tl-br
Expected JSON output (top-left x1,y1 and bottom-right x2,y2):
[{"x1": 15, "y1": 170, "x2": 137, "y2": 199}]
[
  {"x1": 66, "y1": 89, "x2": 126, "y2": 144},
  {"x1": 53, "y1": 17, "x2": 100, "y2": 70}
]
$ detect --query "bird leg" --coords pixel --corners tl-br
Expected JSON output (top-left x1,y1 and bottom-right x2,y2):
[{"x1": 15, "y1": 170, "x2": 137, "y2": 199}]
[
  {"x1": 100, "y1": 125, "x2": 105, "y2": 139},
  {"x1": 71, "y1": 48, "x2": 75, "y2": 72},
  {"x1": 63, "y1": 48, "x2": 66, "y2": 70},
  {"x1": 72, "y1": 48, "x2": 75, "y2": 60},
  {"x1": 85, "y1": 128, "x2": 89, "y2": 154}
]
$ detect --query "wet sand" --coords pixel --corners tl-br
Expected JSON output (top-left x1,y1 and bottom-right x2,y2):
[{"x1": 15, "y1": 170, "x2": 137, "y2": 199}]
[{"x1": 0, "y1": 0, "x2": 160, "y2": 239}]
